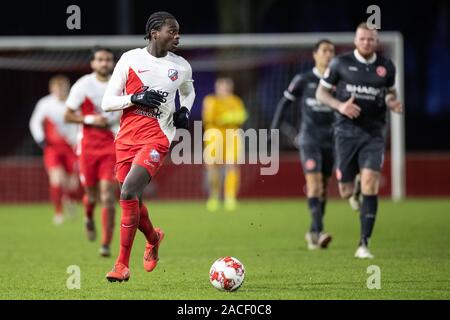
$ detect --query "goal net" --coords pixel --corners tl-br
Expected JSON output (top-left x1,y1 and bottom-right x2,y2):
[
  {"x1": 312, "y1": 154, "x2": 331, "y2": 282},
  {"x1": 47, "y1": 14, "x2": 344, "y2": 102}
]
[{"x1": 0, "y1": 33, "x2": 404, "y2": 201}]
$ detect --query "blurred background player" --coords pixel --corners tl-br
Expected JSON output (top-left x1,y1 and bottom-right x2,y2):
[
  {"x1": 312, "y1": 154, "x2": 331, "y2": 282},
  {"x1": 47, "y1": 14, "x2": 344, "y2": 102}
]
[
  {"x1": 202, "y1": 77, "x2": 248, "y2": 212},
  {"x1": 101, "y1": 11, "x2": 195, "y2": 282},
  {"x1": 65, "y1": 47, "x2": 120, "y2": 257},
  {"x1": 29, "y1": 75, "x2": 79, "y2": 225},
  {"x1": 271, "y1": 39, "x2": 335, "y2": 250},
  {"x1": 316, "y1": 23, "x2": 403, "y2": 259}
]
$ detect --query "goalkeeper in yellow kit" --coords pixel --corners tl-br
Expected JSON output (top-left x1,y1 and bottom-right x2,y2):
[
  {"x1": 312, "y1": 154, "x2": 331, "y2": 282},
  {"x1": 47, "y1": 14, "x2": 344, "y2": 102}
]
[{"x1": 202, "y1": 77, "x2": 248, "y2": 211}]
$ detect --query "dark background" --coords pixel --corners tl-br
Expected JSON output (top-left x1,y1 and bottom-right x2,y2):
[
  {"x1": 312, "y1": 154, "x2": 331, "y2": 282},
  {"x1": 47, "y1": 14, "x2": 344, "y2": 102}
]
[{"x1": 0, "y1": 0, "x2": 449, "y2": 152}]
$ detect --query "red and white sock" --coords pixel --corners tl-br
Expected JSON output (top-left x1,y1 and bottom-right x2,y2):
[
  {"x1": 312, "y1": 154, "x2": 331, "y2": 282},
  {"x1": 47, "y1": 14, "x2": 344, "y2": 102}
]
[
  {"x1": 83, "y1": 194, "x2": 95, "y2": 220},
  {"x1": 50, "y1": 186, "x2": 63, "y2": 215},
  {"x1": 117, "y1": 199, "x2": 140, "y2": 267},
  {"x1": 101, "y1": 207, "x2": 115, "y2": 246},
  {"x1": 139, "y1": 203, "x2": 158, "y2": 245}
]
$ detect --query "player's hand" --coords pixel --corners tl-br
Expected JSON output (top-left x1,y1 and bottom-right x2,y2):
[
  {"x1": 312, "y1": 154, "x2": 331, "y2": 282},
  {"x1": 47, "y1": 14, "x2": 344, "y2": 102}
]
[
  {"x1": 84, "y1": 115, "x2": 108, "y2": 128},
  {"x1": 338, "y1": 95, "x2": 361, "y2": 119},
  {"x1": 131, "y1": 90, "x2": 166, "y2": 109},
  {"x1": 173, "y1": 106, "x2": 190, "y2": 129},
  {"x1": 386, "y1": 97, "x2": 403, "y2": 113}
]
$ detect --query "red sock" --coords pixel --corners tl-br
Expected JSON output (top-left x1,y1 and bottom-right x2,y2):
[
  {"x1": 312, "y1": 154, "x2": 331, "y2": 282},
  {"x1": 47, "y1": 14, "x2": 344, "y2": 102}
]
[
  {"x1": 83, "y1": 194, "x2": 95, "y2": 220},
  {"x1": 117, "y1": 199, "x2": 140, "y2": 267},
  {"x1": 101, "y1": 207, "x2": 115, "y2": 246},
  {"x1": 139, "y1": 204, "x2": 158, "y2": 245},
  {"x1": 50, "y1": 186, "x2": 63, "y2": 215}
]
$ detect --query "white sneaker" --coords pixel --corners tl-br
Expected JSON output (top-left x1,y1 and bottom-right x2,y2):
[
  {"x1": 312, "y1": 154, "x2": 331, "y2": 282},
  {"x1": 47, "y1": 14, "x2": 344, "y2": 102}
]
[
  {"x1": 354, "y1": 246, "x2": 374, "y2": 259},
  {"x1": 53, "y1": 214, "x2": 64, "y2": 226},
  {"x1": 305, "y1": 232, "x2": 319, "y2": 250}
]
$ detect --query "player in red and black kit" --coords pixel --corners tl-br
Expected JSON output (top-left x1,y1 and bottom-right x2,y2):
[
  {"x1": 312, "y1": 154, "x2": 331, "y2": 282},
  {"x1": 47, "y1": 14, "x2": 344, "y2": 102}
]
[
  {"x1": 65, "y1": 47, "x2": 121, "y2": 257},
  {"x1": 316, "y1": 23, "x2": 403, "y2": 259},
  {"x1": 271, "y1": 39, "x2": 335, "y2": 250},
  {"x1": 101, "y1": 12, "x2": 195, "y2": 281}
]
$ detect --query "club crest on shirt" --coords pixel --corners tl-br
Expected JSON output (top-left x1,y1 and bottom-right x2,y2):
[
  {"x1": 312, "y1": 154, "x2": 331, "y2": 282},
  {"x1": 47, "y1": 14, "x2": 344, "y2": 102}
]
[
  {"x1": 376, "y1": 66, "x2": 387, "y2": 77},
  {"x1": 150, "y1": 149, "x2": 160, "y2": 162},
  {"x1": 168, "y1": 69, "x2": 178, "y2": 81}
]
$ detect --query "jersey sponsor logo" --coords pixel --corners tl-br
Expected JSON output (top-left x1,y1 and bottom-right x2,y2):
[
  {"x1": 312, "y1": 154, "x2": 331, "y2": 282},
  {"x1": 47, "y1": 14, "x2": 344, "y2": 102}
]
[
  {"x1": 168, "y1": 69, "x2": 178, "y2": 81},
  {"x1": 150, "y1": 149, "x2": 160, "y2": 163},
  {"x1": 307, "y1": 83, "x2": 317, "y2": 89},
  {"x1": 345, "y1": 84, "x2": 381, "y2": 96},
  {"x1": 376, "y1": 66, "x2": 387, "y2": 77},
  {"x1": 143, "y1": 159, "x2": 155, "y2": 168},
  {"x1": 138, "y1": 69, "x2": 150, "y2": 73},
  {"x1": 348, "y1": 66, "x2": 358, "y2": 71},
  {"x1": 133, "y1": 107, "x2": 162, "y2": 119}
]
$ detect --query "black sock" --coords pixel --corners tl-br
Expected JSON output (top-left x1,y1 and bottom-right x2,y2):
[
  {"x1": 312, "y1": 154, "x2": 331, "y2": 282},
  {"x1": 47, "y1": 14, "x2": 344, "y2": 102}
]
[
  {"x1": 320, "y1": 200, "x2": 327, "y2": 220},
  {"x1": 308, "y1": 197, "x2": 323, "y2": 233},
  {"x1": 359, "y1": 195, "x2": 378, "y2": 246}
]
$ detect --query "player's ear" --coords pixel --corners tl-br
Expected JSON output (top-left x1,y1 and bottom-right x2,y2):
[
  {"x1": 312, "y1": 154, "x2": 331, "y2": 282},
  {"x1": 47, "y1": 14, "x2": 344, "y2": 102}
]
[{"x1": 151, "y1": 29, "x2": 158, "y2": 40}]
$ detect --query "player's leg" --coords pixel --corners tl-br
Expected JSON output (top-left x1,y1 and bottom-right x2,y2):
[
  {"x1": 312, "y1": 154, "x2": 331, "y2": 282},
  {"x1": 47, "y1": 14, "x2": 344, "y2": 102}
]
[
  {"x1": 301, "y1": 144, "x2": 330, "y2": 249},
  {"x1": 98, "y1": 179, "x2": 116, "y2": 257},
  {"x1": 355, "y1": 135, "x2": 384, "y2": 259},
  {"x1": 61, "y1": 151, "x2": 79, "y2": 218},
  {"x1": 334, "y1": 133, "x2": 360, "y2": 200},
  {"x1": 47, "y1": 166, "x2": 66, "y2": 225},
  {"x1": 97, "y1": 153, "x2": 118, "y2": 256},
  {"x1": 206, "y1": 164, "x2": 221, "y2": 212},
  {"x1": 83, "y1": 185, "x2": 98, "y2": 241},
  {"x1": 224, "y1": 132, "x2": 241, "y2": 211},
  {"x1": 80, "y1": 154, "x2": 100, "y2": 241},
  {"x1": 224, "y1": 164, "x2": 239, "y2": 211}
]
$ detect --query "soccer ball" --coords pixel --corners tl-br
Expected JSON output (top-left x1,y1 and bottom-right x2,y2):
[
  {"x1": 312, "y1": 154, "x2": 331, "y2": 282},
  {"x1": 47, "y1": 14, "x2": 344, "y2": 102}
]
[{"x1": 209, "y1": 256, "x2": 245, "y2": 292}]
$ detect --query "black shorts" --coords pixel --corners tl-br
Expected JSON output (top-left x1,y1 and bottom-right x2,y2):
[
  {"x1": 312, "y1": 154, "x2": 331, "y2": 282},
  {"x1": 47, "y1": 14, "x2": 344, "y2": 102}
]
[
  {"x1": 299, "y1": 143, "x2": 334, "y2": 177},
  {"x1": 334, "y1": 126, "x2": 385, "y2": 183}
]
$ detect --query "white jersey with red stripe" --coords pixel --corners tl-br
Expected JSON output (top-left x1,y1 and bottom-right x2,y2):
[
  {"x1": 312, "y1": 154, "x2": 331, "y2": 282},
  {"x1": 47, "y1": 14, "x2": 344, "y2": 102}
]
[
  {"x1": 29, "y1": 94, "x2": 78, "y2": 147},
  {"x1": 66, "y1": 73, "x2": 120, "y2": 155},
  {"x1": 101, "y1": 47, "x2": 195, "y2": 147}
]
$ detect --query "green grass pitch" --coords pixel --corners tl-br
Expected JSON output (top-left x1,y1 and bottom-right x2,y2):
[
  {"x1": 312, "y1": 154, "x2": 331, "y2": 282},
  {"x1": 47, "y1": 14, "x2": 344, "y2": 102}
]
[{"x1": 0, "y1": 199, "x2": 449, "y2": 300}]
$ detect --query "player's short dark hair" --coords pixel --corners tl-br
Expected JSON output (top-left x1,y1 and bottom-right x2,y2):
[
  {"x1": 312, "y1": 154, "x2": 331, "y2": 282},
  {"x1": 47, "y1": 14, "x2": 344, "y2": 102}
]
[
  {"x1": 90, "y1": 46, "x2": 114, "y2": 61},
  {"x1": 313, "y1": 39, "x2": 334, "y2": 52},
  {"x1": 144, "y1": 11, "x2": 176, "y2": 40}
]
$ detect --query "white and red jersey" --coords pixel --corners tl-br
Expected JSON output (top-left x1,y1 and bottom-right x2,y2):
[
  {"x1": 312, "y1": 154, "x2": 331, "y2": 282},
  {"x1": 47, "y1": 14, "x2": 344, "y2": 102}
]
[
  {"x1": 101, "y1": 48, "x2": 195, "y2": 147},
  {"x1": 66, "y1": 73, "x2": 120, "y2": 155},
  {"x1": 29, "y1": 94, "x2": 78, "y2": 148}
]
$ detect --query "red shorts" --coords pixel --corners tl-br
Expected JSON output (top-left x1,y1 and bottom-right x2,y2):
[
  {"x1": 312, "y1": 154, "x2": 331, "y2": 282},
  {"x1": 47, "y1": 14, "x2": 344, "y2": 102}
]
[
  {"x1": 115, "y1": 143, "x2": 169, "y2": 183},
  {"x1": 79, "y1": 152, "x2": 116, "y2": 187},
  {"x1": 44, "y1": 145, "x2": 77, "y2": 174}
]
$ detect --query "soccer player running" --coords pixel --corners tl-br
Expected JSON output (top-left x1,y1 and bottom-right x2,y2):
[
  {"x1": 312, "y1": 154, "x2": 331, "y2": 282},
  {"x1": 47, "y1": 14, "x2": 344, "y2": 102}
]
[
  {"x1": 316, "y1": 23, "x2": 403, "y2": 259},
  {"x1": 202, "y1": 77, "x2": 248, "y2": 212},
  {"x1": 29, "y1": 75, "x2": 79, "y2": 225},
  {"x1": 271, "y1": 39, "x2": 335, "y2": 250},
  {"x1": 65, "y1": 47, "x2": 120, "y2": 257},
  {"x1": 101, "y1": 11, "x2": 195, "y2": 282}
]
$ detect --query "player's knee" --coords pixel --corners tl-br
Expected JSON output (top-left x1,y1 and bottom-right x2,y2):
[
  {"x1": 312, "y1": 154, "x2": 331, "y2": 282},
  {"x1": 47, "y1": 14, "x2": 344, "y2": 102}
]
[
  {"x1": 100, "y1": 192, "x2": 115, "y2": 208},
  {"x1": 120, "y1": 185, "x2": 138, "y2": 201},
  {"x1": 361, "y1": 172, "x2": 380, "y2": 195},
  {"x1": 339, "y1": 184, "x2": 353, "y2": 199},
  {"x1": 306, "y1": 182, "x2": 323, "y2": 198}
]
